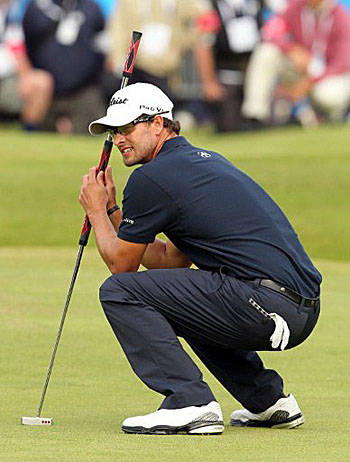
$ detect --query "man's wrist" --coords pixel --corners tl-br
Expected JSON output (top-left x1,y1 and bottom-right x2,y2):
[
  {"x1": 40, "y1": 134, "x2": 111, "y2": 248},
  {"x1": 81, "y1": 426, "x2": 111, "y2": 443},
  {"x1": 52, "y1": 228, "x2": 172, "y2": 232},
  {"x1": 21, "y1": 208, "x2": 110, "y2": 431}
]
[{"x1": 107, "y1": 204, "x2": 120, "y2": 216}]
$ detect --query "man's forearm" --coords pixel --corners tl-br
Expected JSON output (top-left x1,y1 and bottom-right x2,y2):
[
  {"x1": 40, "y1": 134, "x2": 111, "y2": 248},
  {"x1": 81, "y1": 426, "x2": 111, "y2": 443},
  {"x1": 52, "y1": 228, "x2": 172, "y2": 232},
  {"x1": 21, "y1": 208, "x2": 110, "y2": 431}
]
[
  {"x1": 88, "y1": 210, "x2": 122, "y2": 272},
  {"x1": 108, "y1": 208, "x2": 123, "y2": 232},
  {"x1": 195, "y1": 42, "x2": 224, "y2": 101}
]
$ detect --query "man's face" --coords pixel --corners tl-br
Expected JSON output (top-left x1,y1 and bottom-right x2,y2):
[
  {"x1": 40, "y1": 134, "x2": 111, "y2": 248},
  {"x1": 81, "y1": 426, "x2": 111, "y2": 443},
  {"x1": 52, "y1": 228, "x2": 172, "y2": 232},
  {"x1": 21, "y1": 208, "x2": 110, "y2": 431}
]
[{"x1": 114, "y1": 120, "x2": 157, "y2": 167}]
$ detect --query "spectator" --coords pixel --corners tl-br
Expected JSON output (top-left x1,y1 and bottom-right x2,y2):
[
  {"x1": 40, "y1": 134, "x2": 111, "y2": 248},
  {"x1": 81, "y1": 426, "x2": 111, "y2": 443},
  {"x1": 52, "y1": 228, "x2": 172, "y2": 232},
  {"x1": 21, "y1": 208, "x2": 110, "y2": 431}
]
[
  {"x1": 0, "y1": 0, "x2": 53, "y2": 129},
  {"x1": 241, "y1": 0, "x2": 350, "y2": 128},
  {"x1": 206, "y1": 0, "x2": 263, "y2": 132},
  {"x1": 23, "y1": 0, "x2": 108, "y2": 134},
  {"x1": 106, "y1": 0, "x2": 224, "y2": 121}
]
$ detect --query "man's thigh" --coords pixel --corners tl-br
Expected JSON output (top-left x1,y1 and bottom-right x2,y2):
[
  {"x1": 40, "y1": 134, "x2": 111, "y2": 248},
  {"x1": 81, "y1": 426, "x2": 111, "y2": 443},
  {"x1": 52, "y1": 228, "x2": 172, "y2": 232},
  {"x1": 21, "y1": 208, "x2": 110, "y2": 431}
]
[{"x1": 100, "y1": 268, "x2": 275, "y2": 350}]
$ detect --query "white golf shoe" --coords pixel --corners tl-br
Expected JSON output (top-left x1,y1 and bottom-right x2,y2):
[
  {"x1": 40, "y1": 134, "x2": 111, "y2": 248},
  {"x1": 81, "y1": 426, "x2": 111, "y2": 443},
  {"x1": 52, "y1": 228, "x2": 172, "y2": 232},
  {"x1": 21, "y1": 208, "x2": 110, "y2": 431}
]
[
  {"x1": 122, "y1": 401, "x2": 224, "y2": 435},
  {"x1": 230, "y1": 394, "x2": 304, "y2": 429}
]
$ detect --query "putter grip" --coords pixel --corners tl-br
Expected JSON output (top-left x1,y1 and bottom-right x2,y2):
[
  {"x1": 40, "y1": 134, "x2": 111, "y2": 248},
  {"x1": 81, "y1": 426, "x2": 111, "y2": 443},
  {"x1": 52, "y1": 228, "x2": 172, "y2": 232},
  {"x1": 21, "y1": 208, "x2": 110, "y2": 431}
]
[
  {"x1": 78, "y1": 30, "x2": 142, "y2": 247},
  {"x1": 79, "y1": 139, "x2": 113, "y2": 246},
  {"x1": 123, "y1": 31, "x2": 142, "y2": 78}
]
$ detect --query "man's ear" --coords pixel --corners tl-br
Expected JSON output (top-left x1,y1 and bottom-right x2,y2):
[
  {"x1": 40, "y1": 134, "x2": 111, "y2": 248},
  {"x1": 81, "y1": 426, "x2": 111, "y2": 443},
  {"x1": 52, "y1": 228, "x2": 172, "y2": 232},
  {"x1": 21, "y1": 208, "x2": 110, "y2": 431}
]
[{"x1": 153, "y1": 115, "x2": 165, "y2": 135}]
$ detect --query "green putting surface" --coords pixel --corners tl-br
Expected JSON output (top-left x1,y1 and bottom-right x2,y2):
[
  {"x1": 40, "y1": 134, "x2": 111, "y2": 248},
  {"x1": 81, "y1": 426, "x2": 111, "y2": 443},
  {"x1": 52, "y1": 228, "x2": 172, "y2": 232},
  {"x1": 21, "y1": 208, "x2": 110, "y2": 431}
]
[
  {"x1": 1, "y1": 126, "x2": 349, "y2": 460},
  {"x1": 0, "y1": 250, "x2": 348, "y2": 461}
]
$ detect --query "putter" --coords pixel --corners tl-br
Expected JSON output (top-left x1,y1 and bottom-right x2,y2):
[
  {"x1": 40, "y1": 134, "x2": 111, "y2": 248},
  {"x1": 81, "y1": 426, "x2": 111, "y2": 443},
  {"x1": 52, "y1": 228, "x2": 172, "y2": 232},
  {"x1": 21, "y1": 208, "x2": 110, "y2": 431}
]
[{"x1": 21, "y1": 30, "x2": 142, "y2": 426}]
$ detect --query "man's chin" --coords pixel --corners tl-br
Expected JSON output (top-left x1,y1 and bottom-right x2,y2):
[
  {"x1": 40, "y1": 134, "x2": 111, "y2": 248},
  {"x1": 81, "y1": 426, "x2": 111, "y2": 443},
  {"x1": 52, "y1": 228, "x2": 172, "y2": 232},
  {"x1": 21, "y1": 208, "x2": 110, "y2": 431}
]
[{"x1": 123, "y1": 158, "x2": 137, "y2": 167}]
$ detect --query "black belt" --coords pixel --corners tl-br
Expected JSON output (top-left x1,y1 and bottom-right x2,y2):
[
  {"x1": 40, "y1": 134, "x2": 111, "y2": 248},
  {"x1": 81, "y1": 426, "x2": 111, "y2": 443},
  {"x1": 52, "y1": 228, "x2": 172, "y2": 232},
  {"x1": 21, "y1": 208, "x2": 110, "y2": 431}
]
[
  {"x1": 259, "y1": 279, "x2": 319, "y2": 308},
  {"x1": 220, "y1": 268, "x2": 319, "y2": 308}
]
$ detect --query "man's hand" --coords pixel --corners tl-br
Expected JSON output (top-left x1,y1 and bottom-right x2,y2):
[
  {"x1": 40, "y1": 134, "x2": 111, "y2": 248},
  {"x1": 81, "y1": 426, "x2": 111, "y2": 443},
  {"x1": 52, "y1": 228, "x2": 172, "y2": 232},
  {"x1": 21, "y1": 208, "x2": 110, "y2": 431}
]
[
  {"x1": 79, "y1": 167, "x2": 108, "y2": 218},
  {"x1": 195, "y1": 41, "x2": 226, "y2": 102},
  {"x1": 287, "y1": 76, "x2": 313, "y2": 103},
  {"x1": 105, "y1": 166, "x2": 117, "y2": 210}
]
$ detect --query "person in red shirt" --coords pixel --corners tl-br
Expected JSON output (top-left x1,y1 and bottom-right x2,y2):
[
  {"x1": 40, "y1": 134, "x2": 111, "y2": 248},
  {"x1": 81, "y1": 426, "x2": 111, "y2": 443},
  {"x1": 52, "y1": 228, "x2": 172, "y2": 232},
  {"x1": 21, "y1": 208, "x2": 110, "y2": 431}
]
[{"x1": 241, "y1": 0, "x2": 350, "y2": 127}]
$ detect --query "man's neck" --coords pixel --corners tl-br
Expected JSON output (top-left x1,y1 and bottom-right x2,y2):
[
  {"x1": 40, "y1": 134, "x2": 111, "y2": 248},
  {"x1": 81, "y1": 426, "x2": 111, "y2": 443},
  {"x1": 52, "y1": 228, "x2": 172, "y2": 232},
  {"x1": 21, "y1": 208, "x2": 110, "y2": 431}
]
[{"x1": 153, "y1": 131, "x2": 177, "y2": 158}]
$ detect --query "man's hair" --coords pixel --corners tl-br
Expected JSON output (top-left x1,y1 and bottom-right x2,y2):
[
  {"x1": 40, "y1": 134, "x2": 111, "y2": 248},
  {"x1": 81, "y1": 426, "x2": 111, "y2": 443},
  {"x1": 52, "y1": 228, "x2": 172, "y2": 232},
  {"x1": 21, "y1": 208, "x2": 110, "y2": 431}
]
[{"x1": 163, "y1": 118, "x2": 181, "y2": 135}]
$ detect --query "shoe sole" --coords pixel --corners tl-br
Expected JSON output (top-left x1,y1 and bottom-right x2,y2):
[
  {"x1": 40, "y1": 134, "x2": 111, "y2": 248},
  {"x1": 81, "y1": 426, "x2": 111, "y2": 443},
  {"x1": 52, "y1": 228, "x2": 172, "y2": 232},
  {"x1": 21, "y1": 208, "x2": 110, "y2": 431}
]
[
  {"x1": 122, "y1": 422, "x2": 224, "y2": 435},
  {"x1": 230, "y1": 413, "x2": 304, "y2": 429}
]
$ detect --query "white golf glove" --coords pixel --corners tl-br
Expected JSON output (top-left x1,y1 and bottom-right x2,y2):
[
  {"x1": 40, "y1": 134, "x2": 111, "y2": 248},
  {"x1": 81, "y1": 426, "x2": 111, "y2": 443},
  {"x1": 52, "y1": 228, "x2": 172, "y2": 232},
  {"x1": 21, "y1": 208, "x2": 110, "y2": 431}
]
[{"x1": 269, "y1": 313, "x2": 290, "y2": 350}]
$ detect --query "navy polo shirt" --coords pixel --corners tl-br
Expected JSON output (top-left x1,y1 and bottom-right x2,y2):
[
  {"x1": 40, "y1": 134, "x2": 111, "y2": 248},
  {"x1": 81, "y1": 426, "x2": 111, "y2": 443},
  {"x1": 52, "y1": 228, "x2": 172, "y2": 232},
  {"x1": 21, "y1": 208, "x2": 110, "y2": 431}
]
[{"x1": 118, "y1": 136, "x2": 321, "y2": 298}]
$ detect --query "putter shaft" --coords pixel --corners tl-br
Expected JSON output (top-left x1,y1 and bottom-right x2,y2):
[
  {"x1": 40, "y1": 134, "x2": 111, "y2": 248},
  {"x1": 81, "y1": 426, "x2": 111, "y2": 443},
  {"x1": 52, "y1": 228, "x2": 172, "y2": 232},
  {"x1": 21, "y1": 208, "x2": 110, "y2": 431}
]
[
  {"x1": 36, "y1": 244, "x2": 84, "y2": 417},
  {"x1": 31, "y1": 30, "x2": 142, "y2": 421}
]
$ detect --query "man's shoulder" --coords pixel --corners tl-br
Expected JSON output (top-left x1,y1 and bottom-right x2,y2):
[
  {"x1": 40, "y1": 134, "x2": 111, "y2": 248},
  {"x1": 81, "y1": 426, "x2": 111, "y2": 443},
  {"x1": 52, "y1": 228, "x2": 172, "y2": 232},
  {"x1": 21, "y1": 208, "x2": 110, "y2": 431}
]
[
  {"x1": 126, "y1": 167, "x2": 166, "y2": 195},
  {"x1": 157, "y1": 136, "x2": 223, "y2": 160},
  {"x1": 134, "y1": 138, "x2": 235, "y2": 193}
]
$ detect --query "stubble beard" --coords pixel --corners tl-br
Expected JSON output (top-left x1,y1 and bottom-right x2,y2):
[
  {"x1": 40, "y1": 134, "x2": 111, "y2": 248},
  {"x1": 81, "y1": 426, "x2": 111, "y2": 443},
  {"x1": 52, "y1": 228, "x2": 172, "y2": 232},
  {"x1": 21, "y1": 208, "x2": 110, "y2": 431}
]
[{"x1": 122, "y1": 132, "x2": 155, "y2": 167}]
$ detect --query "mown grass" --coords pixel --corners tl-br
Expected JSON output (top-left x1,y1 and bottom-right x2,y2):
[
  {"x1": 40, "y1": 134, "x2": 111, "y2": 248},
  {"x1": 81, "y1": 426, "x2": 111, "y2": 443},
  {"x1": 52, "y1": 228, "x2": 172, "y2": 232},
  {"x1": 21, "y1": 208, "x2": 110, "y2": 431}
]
[
  {"x1": 0, "y1": 249, "x2": 349, "y2": 461},
  {"x1": 1, "y1": 125, "x2": 350, "y2": 259},
  {"x1": 0, "y1": 125, "x2": 349, "y2": 461}
]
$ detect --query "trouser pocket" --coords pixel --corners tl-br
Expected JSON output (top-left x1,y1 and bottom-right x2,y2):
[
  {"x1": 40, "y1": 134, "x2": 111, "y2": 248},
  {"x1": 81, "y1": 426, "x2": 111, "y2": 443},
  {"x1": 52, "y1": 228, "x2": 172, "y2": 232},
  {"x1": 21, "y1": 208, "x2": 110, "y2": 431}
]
[{"x1": 249, "y1": 298, "x2": 290, "y2": 351}]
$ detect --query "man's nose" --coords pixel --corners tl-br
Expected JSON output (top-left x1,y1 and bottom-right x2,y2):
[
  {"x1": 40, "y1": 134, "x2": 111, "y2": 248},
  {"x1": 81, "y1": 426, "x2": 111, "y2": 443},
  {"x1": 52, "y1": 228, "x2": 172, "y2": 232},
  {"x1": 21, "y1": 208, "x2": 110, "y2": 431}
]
[{"x1": 114, "y1": 132, "x2": 125, "y2": 146}]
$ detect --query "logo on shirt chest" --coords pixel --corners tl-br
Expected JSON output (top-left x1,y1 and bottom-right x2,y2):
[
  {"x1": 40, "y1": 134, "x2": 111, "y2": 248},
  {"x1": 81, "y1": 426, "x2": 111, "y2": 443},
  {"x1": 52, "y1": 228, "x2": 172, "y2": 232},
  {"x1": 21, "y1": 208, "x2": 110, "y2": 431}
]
[{"x1": 197, "y1": 151, "x2": 211, "y2": 158}]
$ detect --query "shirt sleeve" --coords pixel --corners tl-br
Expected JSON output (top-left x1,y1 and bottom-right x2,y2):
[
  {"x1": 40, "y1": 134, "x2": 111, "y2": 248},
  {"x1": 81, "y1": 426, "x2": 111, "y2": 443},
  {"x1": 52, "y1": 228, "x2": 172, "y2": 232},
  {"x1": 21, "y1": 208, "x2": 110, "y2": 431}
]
[{"x1": 118, "y1": 168, "x2": 178, "y2": 244}]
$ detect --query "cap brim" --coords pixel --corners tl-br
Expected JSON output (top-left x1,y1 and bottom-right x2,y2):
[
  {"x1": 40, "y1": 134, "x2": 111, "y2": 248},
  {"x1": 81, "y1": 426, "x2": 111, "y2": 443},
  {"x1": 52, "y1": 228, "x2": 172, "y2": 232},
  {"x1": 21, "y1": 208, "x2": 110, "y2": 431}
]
[
  {"x1": 88, "y1": 109, "x2": 174, "y2": 136},
  {"x1": 88, "y1": 117, "x2": 111, "y2": 136},
  {"x1": 88, "y1": 116, "x2": 122, "y2": 136},
  {"x1": 89, "y1": 104, "x2": 145, "y2": 136}
]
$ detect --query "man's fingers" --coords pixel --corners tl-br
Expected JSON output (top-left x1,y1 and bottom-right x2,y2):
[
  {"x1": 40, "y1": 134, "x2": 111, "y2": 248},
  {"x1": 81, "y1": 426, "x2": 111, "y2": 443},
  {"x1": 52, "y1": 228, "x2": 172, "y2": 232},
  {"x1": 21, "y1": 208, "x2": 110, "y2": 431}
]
[
  {"x1": 79, "y1": 182, "x2": 86, "y2": 204},
  {"x1": 89, "y1": 166, "x2": 97, "y2": 181},
  {"x1": 82, "y1": 174, "x2": 89, "y2": 186},
  {"x1": 96, "y1": 170, "x2": 105, "y2": 185},
  {"x1": 106, "y1": 166, "x2": 114, "y2": 183},
  {"x1": 81, "y1": 168, "x2": 106, "y2": 187}
]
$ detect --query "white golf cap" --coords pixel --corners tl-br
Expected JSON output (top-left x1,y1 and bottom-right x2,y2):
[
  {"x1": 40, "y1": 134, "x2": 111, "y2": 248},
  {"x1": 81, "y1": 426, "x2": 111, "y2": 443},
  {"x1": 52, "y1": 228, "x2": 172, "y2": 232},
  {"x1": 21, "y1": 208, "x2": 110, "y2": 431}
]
[{"x1": 89, "y1": 82, "x2": 174, "y2": 135}]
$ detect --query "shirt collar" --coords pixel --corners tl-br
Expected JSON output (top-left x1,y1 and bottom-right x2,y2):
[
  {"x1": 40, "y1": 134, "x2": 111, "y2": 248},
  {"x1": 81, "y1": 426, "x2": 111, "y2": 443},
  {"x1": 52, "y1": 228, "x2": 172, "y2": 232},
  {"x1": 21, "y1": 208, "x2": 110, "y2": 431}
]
[{"x1": 158, "y1": 136, "x2": 191, "y2": 156}]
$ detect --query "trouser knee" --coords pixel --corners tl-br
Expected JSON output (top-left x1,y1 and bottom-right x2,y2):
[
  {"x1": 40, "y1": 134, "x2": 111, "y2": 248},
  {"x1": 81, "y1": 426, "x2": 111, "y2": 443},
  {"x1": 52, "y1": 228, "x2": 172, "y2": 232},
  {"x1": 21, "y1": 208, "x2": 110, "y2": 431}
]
[
  {"x1": 99, "y1": 274, "x2": 115, "y2": 295},
  {"x1": 311, "y1": 75, "x2": 350, "y2": 121},
  {"x1": 99, "y1": 273, "x2": 134, "y2": 313}
]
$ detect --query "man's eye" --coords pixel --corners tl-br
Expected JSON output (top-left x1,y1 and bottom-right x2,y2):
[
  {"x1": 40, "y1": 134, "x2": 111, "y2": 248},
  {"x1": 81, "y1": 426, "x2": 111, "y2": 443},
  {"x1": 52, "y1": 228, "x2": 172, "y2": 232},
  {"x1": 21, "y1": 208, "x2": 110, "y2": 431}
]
[{"x1": 119, "y1": 125, "x2": 134, "y2": 134}]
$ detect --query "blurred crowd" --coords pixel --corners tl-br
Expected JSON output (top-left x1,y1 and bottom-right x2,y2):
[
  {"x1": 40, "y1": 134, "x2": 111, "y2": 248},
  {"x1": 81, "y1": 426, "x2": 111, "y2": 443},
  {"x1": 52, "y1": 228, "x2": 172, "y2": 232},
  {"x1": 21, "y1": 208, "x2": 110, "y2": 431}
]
[{"x1": 1, "y1": 0, "x2": 350, "y2": 134}]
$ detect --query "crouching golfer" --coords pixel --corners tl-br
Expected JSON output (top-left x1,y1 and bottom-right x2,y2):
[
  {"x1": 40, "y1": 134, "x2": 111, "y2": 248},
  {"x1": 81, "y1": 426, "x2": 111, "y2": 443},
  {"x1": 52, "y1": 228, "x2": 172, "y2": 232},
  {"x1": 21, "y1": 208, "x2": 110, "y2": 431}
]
[{"x1": 79, "y1": 82, "x2": 321, "y2": 435}]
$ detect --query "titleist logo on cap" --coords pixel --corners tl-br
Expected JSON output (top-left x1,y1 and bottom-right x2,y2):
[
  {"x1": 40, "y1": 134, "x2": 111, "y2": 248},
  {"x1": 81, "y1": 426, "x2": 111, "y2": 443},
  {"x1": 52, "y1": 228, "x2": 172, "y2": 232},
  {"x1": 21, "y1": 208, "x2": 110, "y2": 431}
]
[{"x1": 108, "y1": 97, "x2": 128, "y2": 107}]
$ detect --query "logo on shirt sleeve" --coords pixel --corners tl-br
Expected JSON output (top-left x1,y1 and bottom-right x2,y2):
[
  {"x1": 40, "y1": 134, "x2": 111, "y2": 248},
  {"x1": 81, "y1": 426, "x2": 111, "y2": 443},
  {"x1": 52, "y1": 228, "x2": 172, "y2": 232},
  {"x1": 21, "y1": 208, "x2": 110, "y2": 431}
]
[{"x1": 123, "y1": 217, "x2": 135, "y2": 225}]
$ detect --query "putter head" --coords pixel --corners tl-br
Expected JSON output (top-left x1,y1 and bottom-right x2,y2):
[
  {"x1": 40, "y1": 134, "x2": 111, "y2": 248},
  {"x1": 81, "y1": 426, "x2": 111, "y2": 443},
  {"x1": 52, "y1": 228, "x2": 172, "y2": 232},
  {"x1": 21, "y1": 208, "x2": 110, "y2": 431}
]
[{"x1": 21, "y1": 416, "x2": 53, "y2": 426}]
